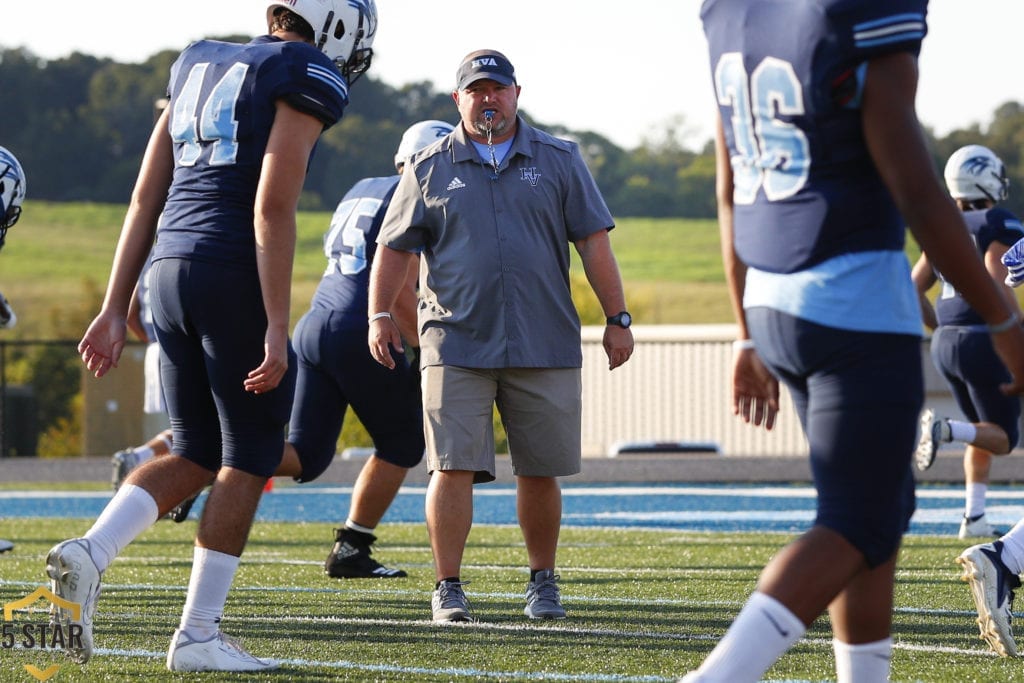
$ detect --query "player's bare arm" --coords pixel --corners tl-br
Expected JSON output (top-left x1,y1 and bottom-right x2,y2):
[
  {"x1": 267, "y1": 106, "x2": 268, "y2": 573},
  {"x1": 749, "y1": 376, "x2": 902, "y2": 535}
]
[
  {"x1": 713, "y1": 115, "x2": 779, "y2": 430},
  {"x1": 79, "y1": 109, "x2": 174, "y2": 377},
  {"x1": 862, "y1": 51, "x2": 1024, "y2": 395},
  {"x1": 245, "y1": 101, "x2": 322, "y2": 395}
]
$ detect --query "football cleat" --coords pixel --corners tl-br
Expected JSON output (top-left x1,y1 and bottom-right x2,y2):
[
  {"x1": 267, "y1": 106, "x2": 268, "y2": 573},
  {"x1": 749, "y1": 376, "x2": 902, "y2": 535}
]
[
  {"x1": 46, "y1": 538, "x2": 102, "y2": 664},
  {"x1": 915, "y1": 409, "x2": 950, "y2": 471},
  {"x1": 324, "y1": 528, "x2": 407, "y2": 578},
  {"x1": 166, "y1": 629, "x2": 278, "y2": 672},
  {"x1": 110, "y1": 449, "x2": 143, "y2": 491},
  {"x1": 168, "y1": 493, "x2": 199, "y2": 523},
  {"x1": 957, "y1": 541, "x2": 1021, "y2": 657},
  {"x1": 960, "y1": 514, "x2": 1002, "y2": 540}
]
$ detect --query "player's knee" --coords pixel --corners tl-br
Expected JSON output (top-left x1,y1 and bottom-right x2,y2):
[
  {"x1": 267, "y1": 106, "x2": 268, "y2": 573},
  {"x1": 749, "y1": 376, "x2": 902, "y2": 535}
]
[
  {"x1": 1000, "y1": 424, "x2": 1019, "y2": 455},
  {"x1": 824, "y1": 514, "x2": 908, "y2": 568},
  {"x1": 293, "y1": 444, "x2": 336, "y2": 483}
]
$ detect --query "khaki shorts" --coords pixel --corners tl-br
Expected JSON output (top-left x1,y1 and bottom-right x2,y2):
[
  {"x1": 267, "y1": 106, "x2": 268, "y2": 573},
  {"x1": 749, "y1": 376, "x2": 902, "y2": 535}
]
[{"x1": 422, "y1": 366, "x2": 582, "y2": 483}]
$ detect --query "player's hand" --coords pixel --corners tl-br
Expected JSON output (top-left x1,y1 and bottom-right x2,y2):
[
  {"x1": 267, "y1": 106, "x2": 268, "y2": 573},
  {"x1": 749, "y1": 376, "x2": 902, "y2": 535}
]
[
  {"x1": 603, "y1": 326, "x2": 634, "y2": 370},
  {"x1": 78, "y1": 310, "x2": 128, "y2": 378},
  {"x1": 1002, "y1": 239, "x2": 1024, "y2": 288},
  {"x1": 732, "y1": 347, "x2": 779, "y2": 430},
  {"x1": 368, "y1": 317, "x2": 403, "y2": 369},
  {"x1": 244, "y1": 326, "x2": 288, "y2": 394}
]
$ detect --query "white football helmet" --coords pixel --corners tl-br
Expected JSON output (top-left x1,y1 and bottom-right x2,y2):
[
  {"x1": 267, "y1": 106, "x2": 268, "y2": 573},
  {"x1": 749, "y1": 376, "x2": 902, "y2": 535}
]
[
  {"x1": 394, "y1": 120, "x2": 455, "y2": 170},
  {"x1": 944, "y1": 144, "x2": 1009, "y2": 203},
  {"x1": 0, "y1": 145, "x2": 26, "y2": 250},
  {"x1": 266, "y1": 0, "x2": 377, "y2": 83}
]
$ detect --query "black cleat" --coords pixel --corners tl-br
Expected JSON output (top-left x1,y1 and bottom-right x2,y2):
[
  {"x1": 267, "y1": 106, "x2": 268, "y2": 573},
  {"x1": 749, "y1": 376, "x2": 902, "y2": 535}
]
[
  {"x1": 324, "y1": 528, "x2": 407, "y2": 579},
  {"x1": 168, "y1": 494, "x2": 199, "y2": 523}
]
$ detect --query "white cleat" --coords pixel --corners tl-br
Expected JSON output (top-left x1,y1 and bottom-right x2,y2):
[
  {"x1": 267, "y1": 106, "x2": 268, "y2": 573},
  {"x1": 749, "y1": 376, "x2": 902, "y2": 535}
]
[
  {"x1": 959, "y1": 514, "x2": 1002, "y2": 540},
  {"x1": 166, "y1": 629, "x2": 279, "y2": 672},
  {"x1": 45, "y1": 538, "x2": 102, "y2": 664},
  {"x1": 957, "y1": 541, "x2": 1020, "y2": 657}
]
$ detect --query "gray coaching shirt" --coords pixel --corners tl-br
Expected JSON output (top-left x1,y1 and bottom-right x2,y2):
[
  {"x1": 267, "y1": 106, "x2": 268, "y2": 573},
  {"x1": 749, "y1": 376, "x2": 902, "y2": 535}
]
[{"x1": 378, "y1": 116, "x2": 614, "y2": 369}]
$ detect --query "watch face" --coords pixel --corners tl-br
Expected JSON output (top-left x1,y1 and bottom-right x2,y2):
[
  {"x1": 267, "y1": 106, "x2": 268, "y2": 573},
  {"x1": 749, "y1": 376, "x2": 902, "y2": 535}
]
[{"x1": 621, "y1": 312, "x2": 632, "y2": 327}]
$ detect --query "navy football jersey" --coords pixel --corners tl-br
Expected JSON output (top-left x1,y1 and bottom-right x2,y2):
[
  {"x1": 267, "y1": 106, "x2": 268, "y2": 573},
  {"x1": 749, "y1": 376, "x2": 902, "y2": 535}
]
[
  {"x1": 701, "y1": 0, "x2": 928, "y2": 273},
  {"x1": 154, "y1": 36, "x2": 349, "y2": 268},
  {"x1": 308, "y1": 176, "x2": 400, "y2": 322},
  {"x1": 934, "y1": 207, "x2": 1024, "y2": 326}
]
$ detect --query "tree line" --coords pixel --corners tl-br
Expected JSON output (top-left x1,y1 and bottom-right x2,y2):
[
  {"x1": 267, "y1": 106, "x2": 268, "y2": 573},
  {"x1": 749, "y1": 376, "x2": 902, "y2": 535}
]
[{"x1": 2, "y1": 44, "x2": 1023, "y2": 218}]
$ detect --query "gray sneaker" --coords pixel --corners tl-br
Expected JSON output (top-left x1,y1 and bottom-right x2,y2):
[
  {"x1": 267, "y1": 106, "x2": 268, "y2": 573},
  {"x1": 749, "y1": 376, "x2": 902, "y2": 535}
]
[
  {"x1": 915, "y1": 409, "x2": 950, "y2": 472},
  {"x1": 431, "y1": 580, "x2": 473, "y2": 622},
  {"x1": 957, "y1": 540, "x2": 1021, "y2": 657},
  {"x1": 111, "y1": 449, "x2": 142, "y2": 491},
  {"x1": 46, "y1": 538, "x2": 102, "y2": 663},
  {"x1": 524, "y1": 569, "x2": 566, "y2": 619}
]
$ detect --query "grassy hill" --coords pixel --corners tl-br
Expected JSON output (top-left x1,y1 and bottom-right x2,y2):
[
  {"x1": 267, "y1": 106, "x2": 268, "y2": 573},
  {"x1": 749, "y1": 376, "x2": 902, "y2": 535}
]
[{"x1": 0, "y1": 202, "x2": 740, "y2": 339}]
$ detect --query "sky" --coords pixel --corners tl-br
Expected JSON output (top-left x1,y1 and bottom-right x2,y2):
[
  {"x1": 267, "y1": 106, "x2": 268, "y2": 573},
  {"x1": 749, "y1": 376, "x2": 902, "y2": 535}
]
[{"x1": 5, "y1": 1, "x2": 1023, "y2": 150}]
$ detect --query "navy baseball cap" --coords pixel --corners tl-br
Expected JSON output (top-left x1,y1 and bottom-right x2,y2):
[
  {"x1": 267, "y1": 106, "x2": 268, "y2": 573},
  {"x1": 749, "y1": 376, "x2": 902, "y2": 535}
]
[{"x1": 455, "y1": 50, "x2": 516, "y2": 90}]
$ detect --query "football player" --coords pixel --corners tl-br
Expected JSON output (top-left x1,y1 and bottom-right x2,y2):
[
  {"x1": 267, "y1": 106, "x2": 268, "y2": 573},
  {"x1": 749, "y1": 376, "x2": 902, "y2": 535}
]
[
  {"x1": 0, "y1": 145, "x2": 26, "y2": 330},
  {"x1": 275, "y1": 119, "x2": 454, "y2": 580},
  {"x1": 47, "y1": 0, "x2": 377, "y2": 671},
  {"x1": 0, "y1": 144, "x2": 26, "y2": 554},
  {"x1": 912, "y1": 145, "x2": 1023, "y2": 540},
  {"x1": 691, "y1": 1, "x2": 1024, "y2": 681}
]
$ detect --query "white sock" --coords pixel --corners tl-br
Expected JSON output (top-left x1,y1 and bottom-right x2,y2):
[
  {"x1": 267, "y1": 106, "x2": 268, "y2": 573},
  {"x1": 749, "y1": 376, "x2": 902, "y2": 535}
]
[
  {"x1": 82, "y1": 484, "x2": 160, "y2": 572},
  {"x1": 833, "y1": 637, "x2": 891, "y2": 682},
  {"x1": 690, "y1": 591, "x2": 805, "y2": 682},
  {"x1": 999, "y1": 519, "x2": 1024, "y2": 575},
  {"x1": 345, "y1": 519, "x2": 375, "y2": 535},
  {"x1": 965, "y1": 483, "x2": 987, "y2": 519},
  {"x1": 179, "y1": 547, "x2": 240, "y2": 641},
  {"x1": 949, "y1": 420, "x2": 977, "y2": 444}
]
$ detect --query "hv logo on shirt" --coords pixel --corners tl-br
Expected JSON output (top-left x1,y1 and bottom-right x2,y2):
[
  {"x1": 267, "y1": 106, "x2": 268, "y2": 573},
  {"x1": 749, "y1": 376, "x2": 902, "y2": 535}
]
[{"x1": 520, "y1": 167, "x2": 541, "y2": 186}]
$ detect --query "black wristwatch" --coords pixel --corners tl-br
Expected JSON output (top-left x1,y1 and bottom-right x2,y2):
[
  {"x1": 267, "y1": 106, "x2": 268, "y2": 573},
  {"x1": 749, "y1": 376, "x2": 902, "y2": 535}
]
[{"x1": 606, "y1": 311, "x2": 632, "y2": 329}]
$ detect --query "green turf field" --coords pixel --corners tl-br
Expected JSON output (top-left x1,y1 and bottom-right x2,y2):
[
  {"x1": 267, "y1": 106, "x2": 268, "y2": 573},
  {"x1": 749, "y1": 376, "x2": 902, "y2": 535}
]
[
  {"x1": 0, "y1": 519, "x2": 1019, "y2": 682},
  {"x1": 0, "y1": 202, "x2": 932, "y2": 338}
]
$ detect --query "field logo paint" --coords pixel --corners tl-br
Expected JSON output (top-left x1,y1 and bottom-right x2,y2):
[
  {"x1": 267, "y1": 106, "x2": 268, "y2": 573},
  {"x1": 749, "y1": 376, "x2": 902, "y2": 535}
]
[{"x1": 3, "y1": 586, "x2": 82, "y2": 680}]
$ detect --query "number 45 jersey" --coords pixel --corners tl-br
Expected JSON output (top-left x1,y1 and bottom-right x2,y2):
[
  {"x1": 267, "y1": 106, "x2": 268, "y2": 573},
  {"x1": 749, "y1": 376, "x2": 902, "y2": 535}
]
[
  {"x1": 701, "y1": 0, "x2": 928, "y2": 275},
  {"x1": 156, "y1": 36, "x2": 350, "y2": 268}
]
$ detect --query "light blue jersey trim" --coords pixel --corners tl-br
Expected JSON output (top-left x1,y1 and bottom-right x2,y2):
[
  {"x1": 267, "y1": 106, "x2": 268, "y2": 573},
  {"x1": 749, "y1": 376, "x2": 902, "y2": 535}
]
[
  {"x1": 744, "y1": 250, "x2": 922, "y2": 336},
  {"x1": 307, "y1": 63, "x2": 348, "y2": 99}
]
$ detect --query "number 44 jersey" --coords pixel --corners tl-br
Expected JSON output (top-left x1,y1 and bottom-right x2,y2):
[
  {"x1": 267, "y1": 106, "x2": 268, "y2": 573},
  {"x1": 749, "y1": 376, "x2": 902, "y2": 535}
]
[
  {"x1": 156, "y1": 36, "x2": 351, "y2": 268},
  {"x1": 701, "y1": 0, "x2": 928, "y2": 275}
]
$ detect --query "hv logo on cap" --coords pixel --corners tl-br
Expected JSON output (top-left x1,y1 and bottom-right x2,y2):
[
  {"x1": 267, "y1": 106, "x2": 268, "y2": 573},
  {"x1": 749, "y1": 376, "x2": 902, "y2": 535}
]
[{"x1": 456, "y1": 50, "x2": 516, "y2": 90}]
